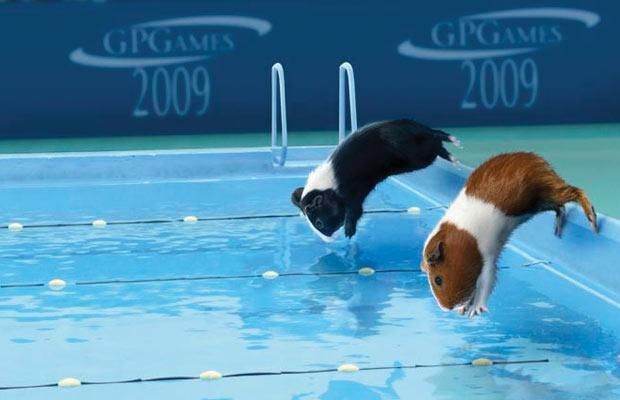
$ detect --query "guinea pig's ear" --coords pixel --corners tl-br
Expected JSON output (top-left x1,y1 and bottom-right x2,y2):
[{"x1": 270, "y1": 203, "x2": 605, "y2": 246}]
[
  {"x1": 310, "y1": 194, "x2": 323, "y2": 207},
  {"x1": 427, "y1": 241, "x2": 444, "y2": 265},
  {"x1": 291, "y1": 187, "x2": 304, "y2": 209}
]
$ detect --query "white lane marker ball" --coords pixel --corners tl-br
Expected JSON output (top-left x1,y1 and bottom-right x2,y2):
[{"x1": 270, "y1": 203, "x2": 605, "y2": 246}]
[
  {"x1": 8, "y1": 222, "x2": 23, "y2": 231},
  {"x1": 58, "y1": 377, "x2": 81, "y2": 388},
  {"x1": 358, "y1": 267, "x2": 375, "y2": 277},
  {"x1": 183, "y1": 215, "x2": 199, "y2": 224},
  {"x1": 92, "y1": 219, "x2": 107, "y2": 228},
  {"x1": 48, "y1": 279, "x2": 67, "y2": 291},
  {"x1": 199, "y1": 370, "x2": 222, "y2": 381},
  {"x1": 262, "y1": 270, "x2": 279, "y2": 280},
  {"x1": 337, "y1": 363, "x2": 360, "y2": 373},
  {"x1": 407, "y1": 207, "x2": 421, "y2": 215},
  {"x1": 471, "y1": 358, "x2": 493, "y2": 366}
]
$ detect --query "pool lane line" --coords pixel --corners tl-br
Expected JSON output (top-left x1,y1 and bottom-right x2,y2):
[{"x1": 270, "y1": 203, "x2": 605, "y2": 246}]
[
  {"x1": 0, "y1": 359, "x2": 549, "y2": 391},
  {"x1": 2, "y1": 206, "x2": 442, "y2": 230},
  {"x1": 0, "y1": 266, "x2": 515, "y2": 289},
  {"x1": 0, "y1": 282, "x2": 45, "y2": 288},
  {"x1": 72, "y1": 268, "x2": 420, "y2": 286},
  {"x1": 0, "y1": 269, "x2": 420, "y2": 289},
  {"x1": 0, "y1": 383, "x2": 59, "y2": 391}
]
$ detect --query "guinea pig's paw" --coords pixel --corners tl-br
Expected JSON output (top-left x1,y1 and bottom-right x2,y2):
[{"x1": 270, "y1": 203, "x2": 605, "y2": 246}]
[
  {"x1": 467, "y1": 303, "x2": 489, "y2": 319},
  {"x1": 344, "y1": 221, "x2": 357, "y2": 238},
  {"x1": 448, "y1": 135, "x2": 463, "y2": 149}
]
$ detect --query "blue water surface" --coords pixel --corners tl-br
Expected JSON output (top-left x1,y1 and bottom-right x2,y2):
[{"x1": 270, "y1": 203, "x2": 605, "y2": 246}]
[{"x1": 1, "y1": 174, "x2": 619, "y2": 400}]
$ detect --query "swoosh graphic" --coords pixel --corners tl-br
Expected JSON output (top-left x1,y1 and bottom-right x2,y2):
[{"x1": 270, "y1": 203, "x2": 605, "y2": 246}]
[
  {"x1": 397, "y1": 41, "x2": 536, "y2": 60},
  {"x1": 135, "y1": 15, "x2": 272, "y2": 35},
  {"x1": 464, "y1": 8, "x2": 600, "y2": 28},
  {"x1": 69, "y1": 48, "x2": 208, "y2": 68}
]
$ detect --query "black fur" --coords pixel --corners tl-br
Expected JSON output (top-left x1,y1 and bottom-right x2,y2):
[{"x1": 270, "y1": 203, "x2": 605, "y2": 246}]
[{"x1": 292, "y1": 119, "x2": 457, "y2": 238}]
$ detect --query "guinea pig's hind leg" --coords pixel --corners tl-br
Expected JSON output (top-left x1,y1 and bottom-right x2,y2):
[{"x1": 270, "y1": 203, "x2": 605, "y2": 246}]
[
  {"x1": 553, "y1": 205, "x2": 565, "y2": 237},
  {"x1": 437, "y1": 146, "x2": 460, "y2": 166},
  {"x1": 576, "y1": 191, "x2": 598, "y2": 233},
  {"x1": 547, "y1": 185, "x2": 598, "y2": 233},
  {"x1": 434, "y1": 129, "x2": 462, "y2": 149}
]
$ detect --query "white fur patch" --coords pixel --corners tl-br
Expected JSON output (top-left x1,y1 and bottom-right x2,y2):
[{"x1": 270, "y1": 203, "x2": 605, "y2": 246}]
[
  {"x1": 425, "y1": 189, "x2": 527, "y2": 316},
  {"x1": 443, "y1": 189, "x2": 523, "y2": 260},
  {"x1": 301, "y1": 161, "x2": 337, "y2": 199}
]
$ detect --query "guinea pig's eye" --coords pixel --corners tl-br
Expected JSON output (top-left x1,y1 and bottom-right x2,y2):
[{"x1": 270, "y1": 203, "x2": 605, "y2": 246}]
[
  {"x1": 315, "y1": 219, "x2": 324, "y2": 229},
  {"x1": 434, "y1": 276, "x2": 443, "y2": 287}
]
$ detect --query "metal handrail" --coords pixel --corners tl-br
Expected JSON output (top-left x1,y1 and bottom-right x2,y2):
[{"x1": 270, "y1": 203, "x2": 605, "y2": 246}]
[
  {"x1": 271, "y1": 63, "x2": 288, "y2": 166},
  {"x1": 338, "y1": 62, "x2": 358, "y2": 143}
]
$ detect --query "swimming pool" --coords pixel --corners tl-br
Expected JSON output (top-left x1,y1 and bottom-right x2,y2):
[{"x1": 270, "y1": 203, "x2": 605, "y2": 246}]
[{"x1": 1, "y1": 146, "x2": 619, "y2": 399}]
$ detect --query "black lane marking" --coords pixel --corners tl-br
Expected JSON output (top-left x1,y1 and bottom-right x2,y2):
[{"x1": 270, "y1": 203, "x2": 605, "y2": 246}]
[
  {"x1": 0, "y1": 359, "x2": 549, "y2": 391},
  {"x1": 0, "y1": 283, "x2": 45, "y2": 288},
  {"x1": 75, "y1": 274, "x2": 264, "y2": 286},
  {"x1": 0, "y1": 267, "x2": 523, "y2": 290},
  {"x1": 0, "y1": 383, "x2": 58, "y2": 391},
  {"x1": 75, "y1": 269, "x2": 420, "y2": 286},
  {"x1": 1, "y1": 269, "x2": 420, "y2": 289},
  {"x1": 2, "y1": 208, "x2": 425, "y2": 231}
]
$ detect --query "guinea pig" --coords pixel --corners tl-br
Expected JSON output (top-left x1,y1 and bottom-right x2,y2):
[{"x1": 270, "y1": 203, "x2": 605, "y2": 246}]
[
  {"x1": 422, "y1": 152, "x2": 598, "y2": 318},
  {"x1": 291, "y1": 119, "x2": 460, "y2": 241}
]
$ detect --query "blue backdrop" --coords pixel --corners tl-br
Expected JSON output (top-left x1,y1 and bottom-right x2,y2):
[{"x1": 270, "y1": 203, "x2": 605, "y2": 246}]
[{"x1": 0, "y1": 1, "x2": 618, "y2": 138}]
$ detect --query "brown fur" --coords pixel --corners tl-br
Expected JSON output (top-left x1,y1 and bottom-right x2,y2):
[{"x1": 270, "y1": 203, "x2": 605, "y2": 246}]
[
  {"x1": 422, "y1": 152, "x2": 597, "y2": 315},
  {"x1": 465, "y1": 152, "x2": 598, "y2": 231},
  {"x1": 422, "y1": 222, "x2": 483, "y2": 310}
]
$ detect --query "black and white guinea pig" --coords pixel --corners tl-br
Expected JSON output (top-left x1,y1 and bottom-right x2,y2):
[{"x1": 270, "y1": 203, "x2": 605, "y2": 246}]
[{"x1": 291, "y1": 119, "x2": 460, "y2": 241}]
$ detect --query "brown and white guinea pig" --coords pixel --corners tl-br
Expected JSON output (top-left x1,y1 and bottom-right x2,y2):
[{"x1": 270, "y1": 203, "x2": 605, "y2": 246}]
[
  {"x1": 422, "y1": 152, "x2": 598, "y2": 318},
  {"x1": 291, "y1": 119, "x2": 460, "y2": 241}
]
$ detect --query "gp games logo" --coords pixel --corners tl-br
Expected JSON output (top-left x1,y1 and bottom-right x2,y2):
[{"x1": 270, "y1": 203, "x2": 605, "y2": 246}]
[
  {"x1": 69, "y1": 15, "x2": 271, "y2": 118},
  {"x1": 70, "y1": 15, "x2": 271, "y2": 68},
  {"x1": 397, "y1": 8, "x2": 600, "y2": 110},
  {"x1": 398, "y1": 8, "x2": 599, "y2": 60}
]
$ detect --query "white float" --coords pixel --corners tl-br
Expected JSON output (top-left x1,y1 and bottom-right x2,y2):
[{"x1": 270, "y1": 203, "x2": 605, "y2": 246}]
[
  {"x1": 92, "y1": 219, "x2": 107, "y2": 228},
  {"x1": 337, "y1": 363, "x2": 360, "y2": 373},
  {"x1": 407, "y1": 207, "x2": 421, "y2": 215},
  {"x1": 471, "y1": 358, "x2": 493, "y2": 366},
  {"x1": 199, "y1": 370, "x2": 222, "y2": 381},
  {"x1": 8, "y1": 222, "x2": 23, "y2": 231},
  {"x1": 58, "y1": 377, "x2": 81, "y2": 388},
  {"x1": 48, "y1": 279, "x2": 67, "y2": 291},
  {"x1": 183, "y1": 215, "x2": 198, "y2": 224},
  {"x1": 262, "y1": 270, "x2": 279, "y2": 280}
]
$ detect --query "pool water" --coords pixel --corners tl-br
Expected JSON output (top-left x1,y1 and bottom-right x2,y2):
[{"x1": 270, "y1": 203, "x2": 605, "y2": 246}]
[{"x1": 1, "y1": 151, "x2": 620, "y2": 399}]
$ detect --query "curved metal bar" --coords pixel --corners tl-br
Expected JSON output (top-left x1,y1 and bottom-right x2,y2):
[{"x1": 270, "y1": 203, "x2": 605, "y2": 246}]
[
  {"x1": 338, "y1": 62, "x2": 358, "y2": 143},
  {"x1": 271, "y1": 63, "x2": 288, "y2": 166}
]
